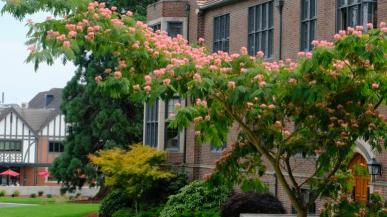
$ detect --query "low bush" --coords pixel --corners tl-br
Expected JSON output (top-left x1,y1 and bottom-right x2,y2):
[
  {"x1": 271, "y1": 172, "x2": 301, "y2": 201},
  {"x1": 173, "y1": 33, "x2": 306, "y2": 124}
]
[
  {"x1": 112, "y1": 205, "x2": 163, "y2": 217},
  {"x1": 59, "y1": 187, "x2": 67, "y2": 196},
  {"x1": 30, "y1": 193, "x2": 37, "y2": 198},
  {"x1": 160, "y1": 180, "x2": 231, "y2": 217},
  {"x1": 38, "y1": 191, "x2": 44, "y2": 197},
  {"x1": 46, "y1": 194, "x2": 52, "y2": 198},
  {"x1": 0, "y1": 190, "x2": 6, "y2": 197},
  {"x1": 12, "y1": 190, "x2": 20, "y2": 197},
  {"x1": 220, "y1": 192, "x2": 286, "y2": 217},
  {"x1": 99, "y1": 190, "x2": 132, "y2": 217}
]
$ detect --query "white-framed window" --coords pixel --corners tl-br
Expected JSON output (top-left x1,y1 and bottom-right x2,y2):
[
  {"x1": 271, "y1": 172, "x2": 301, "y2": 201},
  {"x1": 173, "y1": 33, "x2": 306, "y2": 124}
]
[
  {"x1": 210, "y1": 143, "x2": 227, "y2": 153},
  {"x1": 167, "y1": 22, "x2": 183, "y2": 37},
  {"x1": 145, "y1": 100, "x2": 159, "y2": 148},
  {"x1": 165, "y1": 98, "x2": 180, "y2": 151},
  {"x1": 0, "y1": 140, "x2": 22, "y2": 152},
  {"x1": 49, "y1": 141, "x2": 64, "y2": 153}
]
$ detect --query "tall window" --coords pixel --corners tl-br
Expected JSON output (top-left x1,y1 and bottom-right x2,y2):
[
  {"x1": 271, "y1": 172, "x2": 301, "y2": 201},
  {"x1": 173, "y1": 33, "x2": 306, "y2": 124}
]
[
  {"x1": 248, "y1": 1, "x2": 274, "y2": 58},
  {"x1": 145, "y1": 101, "x2": 159, "y2": 148},
  {"x1": 49, "y1": 142, "x2": 64, "y2": 153},
  {"x1": 291, "y1": 189, "x2": 316, "y2": 214},
  {"x1": 301, "y1": 0, "x2": 316, "y2": 51},
  {"x1": 165, "y1": 98, "x2": 180, "y2": 151},
  {"x1": 167, "y1": 22, "x2": 183, "y2": 37},
  {"x1": 0, "y1": 140, "x2": 22, "y2": 152},
  {"x1": 213, "y1": 14, "x2": 230, "y2": 52},
  {"x1": 337, "y1": 0, "x2": 377, "y2": 31}
]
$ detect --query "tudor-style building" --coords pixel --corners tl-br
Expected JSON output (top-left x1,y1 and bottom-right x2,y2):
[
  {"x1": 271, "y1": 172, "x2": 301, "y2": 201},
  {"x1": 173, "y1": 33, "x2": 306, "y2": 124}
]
[
  {"x1": 0, "y1": 88, "x2": 66, "y2": 186},
  {"x1": 145, "y1": 0, "x2": 387, "y2": 214}
]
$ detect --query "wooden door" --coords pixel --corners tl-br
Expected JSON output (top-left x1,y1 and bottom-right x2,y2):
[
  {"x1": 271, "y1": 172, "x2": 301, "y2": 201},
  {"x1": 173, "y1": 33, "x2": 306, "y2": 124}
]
[{"x1": 349, "y1": 153, "x2": 370, "y2": 203}]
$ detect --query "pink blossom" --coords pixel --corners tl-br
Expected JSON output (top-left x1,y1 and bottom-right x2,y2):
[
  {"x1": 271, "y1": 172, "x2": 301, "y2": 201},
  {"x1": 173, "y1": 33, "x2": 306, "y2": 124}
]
[
  {"x1": 163, "y1": 78, "x2": 171, "y2": 86},
  {"x1": 198, "y1": 38, "x2": 205, "y2": 44},
  {"x1": 46, "y1": 16, "x2": 52, "y2": 20},
  {"x1": 382, "y1": 27, "x2": 387, "y2": 33},
  {"x1": 297, "y1": 52, "x2": 306, "y2": 58},
  {"x1": 193, "y1": 73, "x2": 202, "y2": 82},
  {"x1": 26, "y1": 19, "x2": 33, "y2": 24},
  {"x1": 256, "y1": 51, "x2": 264, "y2": 58},
  {"x1": 114, "y1": 71, "x2": 122, "y2": 78},
  {"x1": 111, "y1": 6, "x2": 117, "y2": 11},
  {"x1": 334, "y1": 34, "x2": 341, "y2": 40},
  {"x1": 126, "y1": 11, "x2": 133, "y2": 16},
  {"x1": 259, "y1": 81, "x2": 266, "y2": 88},
  {"x1": 305, "y1": 52, "x2": 312, "y2": 59},
  {"x1": 240, "y1": 47, "x2": 248, "y2": 55},
  {"x1": 372, "y1": 83, "x2": 379, "y2": 89},
  {"x1": 63, "y1": 41, "x2": 71, "y2": 48},
  {"x1": 380, "y1": 22, "x2": 386, "y2": 28},
  {"x1": 95, "y1": 75, "x2": 102, "y2": 82},
  {"x1": 367, "y1": 23, "x2": 373, "y2": 29},
  {"x1": 227, "y1": 81, "x2": 236, "y2": 90},
  {"x1": 144, "y1": 85, "x2": 151, "y2": 93},
  {"x1": 68, "y1": 31, "x2": 77, "y2": 38},
  {"x1": 288, "y1": 78, "x2": 297, "y2": 85},
  {"x1": 144, "y1": 75, "x2": 152, "y2": 85},
  {"x1": 132, "y1": 42, "x2": 140, "y2": 49}
]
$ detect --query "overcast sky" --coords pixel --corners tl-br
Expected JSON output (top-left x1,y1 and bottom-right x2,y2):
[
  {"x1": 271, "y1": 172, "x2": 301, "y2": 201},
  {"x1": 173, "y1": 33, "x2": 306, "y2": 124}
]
[{"x1": 0, "y1": 3, "x2": 74, "y2": 105}]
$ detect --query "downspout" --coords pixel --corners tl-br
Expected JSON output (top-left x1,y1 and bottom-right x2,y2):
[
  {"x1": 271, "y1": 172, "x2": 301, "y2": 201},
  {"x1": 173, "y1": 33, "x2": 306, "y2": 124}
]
[
  {"x1": 185, "y1": 3, "x2": 191, "y2": 42},
  {"x1": 274, "y1": 0, "x2": 284, "y2": 198},
  {"x1": 183, "y1": 3, "x2": 190, "y2": 167},
  {"x1": 276, "y1": 0, "x2": 285, "y2": 60}
]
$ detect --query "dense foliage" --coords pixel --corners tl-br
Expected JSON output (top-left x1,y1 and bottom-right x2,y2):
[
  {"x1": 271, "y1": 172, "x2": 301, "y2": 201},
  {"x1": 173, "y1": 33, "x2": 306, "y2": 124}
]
[
  {"x1": 3, "y1": 1, "x2": 386, "y2": 216},
  {"x1": 160, "y1": 180, "x2": 231, "y2": 217},
  {"x1": 99, "y1": 190, "x2": 132, "y2": 217},
  {"x1": 220, "y1": 192, "x2": 286, "y2": 217},
  {"x1": 90, "y1": 144, "x2": 173, "y2": 209},
  {"x1": 321, "y1": 192, "x2": 387, "y2": 217}
]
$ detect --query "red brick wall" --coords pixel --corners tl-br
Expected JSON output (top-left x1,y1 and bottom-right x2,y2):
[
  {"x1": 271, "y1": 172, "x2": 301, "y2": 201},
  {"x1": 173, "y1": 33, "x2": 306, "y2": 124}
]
[{"x1": 147, "y1": 0, "x2": 188, "y2": 21}]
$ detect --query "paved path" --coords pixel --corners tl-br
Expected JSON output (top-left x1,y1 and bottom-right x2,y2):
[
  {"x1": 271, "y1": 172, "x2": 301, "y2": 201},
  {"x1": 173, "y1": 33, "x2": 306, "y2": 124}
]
[{"x1": 0, "y1": 202, "x2": 36, "y2": 208}]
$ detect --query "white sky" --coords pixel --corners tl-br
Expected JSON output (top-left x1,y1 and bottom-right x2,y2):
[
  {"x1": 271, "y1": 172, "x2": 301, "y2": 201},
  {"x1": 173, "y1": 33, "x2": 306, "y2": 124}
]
[{"x1": 0, "y1": 3, "x2": 74, "y2": 105}]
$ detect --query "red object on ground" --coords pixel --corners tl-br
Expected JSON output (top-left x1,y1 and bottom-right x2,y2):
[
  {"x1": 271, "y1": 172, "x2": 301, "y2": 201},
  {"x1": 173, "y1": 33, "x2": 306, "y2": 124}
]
[
  {"x1": 38, "y1": 171, "x2": 50, "y2": 177},
  {"x1": 0, "y1": 169, "x2": 19, "y2": 177}
]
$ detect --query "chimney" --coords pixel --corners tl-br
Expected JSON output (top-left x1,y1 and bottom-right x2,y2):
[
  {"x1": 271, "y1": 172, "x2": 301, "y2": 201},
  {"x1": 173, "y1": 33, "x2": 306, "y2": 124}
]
[{"x1": 1, "y1": 92, "x2": 4, "y2": 104}]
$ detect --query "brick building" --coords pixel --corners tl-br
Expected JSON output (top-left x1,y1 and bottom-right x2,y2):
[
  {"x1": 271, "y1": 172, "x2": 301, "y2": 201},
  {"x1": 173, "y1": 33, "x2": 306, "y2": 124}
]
[
  {"x1": 0, "y1": 88, "x2": 66, "y2": 186},
  {"x1": 145, "y1": 0, "x2": 387, "y2": 214}
]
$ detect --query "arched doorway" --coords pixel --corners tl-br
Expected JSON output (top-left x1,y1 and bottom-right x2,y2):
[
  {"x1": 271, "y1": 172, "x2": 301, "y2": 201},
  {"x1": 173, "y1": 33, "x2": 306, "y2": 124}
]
[{"x1": 349, "y1": 153, "x2": 370, "y2": 203}]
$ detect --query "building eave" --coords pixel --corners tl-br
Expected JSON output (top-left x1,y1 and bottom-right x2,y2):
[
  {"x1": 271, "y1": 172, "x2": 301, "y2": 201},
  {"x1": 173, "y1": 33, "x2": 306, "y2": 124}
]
[{"x1": 199, "y1": 0, "x2": 241, "y2": 11}]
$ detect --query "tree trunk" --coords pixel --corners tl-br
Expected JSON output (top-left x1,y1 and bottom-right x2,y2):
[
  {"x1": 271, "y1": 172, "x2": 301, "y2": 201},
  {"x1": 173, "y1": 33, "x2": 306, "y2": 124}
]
[
  {"x1": 272, "y1": 164, "x2": 308, "y2": 217},
  {"x1": 92, "y1": 185, "x2": 110, "y2": 201}
]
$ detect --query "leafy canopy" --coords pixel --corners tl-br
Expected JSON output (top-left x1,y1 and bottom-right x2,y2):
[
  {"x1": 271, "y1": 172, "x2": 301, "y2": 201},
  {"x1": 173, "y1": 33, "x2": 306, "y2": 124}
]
[
  {"x1": 89, "y1": 144, "x2": 174, "y2": 197},
  {"x1": 8, "y1": 2, "x2": 387, "y2": 215}
]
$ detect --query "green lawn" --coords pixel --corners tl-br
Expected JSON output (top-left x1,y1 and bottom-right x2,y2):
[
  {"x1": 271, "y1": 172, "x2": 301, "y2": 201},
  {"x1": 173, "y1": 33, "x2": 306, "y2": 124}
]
[{"x1": 0, "y1": 197, "x2": 99, "y2": 217}]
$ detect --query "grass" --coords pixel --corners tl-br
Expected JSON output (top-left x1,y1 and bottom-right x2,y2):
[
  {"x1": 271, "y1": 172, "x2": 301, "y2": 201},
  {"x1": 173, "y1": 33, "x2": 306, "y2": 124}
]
[{"x1": 0, "y1": 197, "x2": 99, "y2": 217}]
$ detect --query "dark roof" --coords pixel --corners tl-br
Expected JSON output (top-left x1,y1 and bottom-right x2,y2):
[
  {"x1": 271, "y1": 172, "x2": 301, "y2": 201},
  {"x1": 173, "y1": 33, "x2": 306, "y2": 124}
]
[
  {"x1": 15, "y1": 108, "x2": 58, "y2": 132},
  {"x1": 28, "y1": 88, "x2": 63, "y2": 111}
]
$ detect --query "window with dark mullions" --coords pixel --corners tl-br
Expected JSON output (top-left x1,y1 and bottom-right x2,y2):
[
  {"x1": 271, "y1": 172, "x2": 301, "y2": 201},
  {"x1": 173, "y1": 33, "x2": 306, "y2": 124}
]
[
  {"x1": 165, "y1": 98, "x2": 180, "y2": 151},
  {"x1": 213, "y1": 14, "x2": 230, "y2": 52},
  {"x1": 301, "y1": 0, "x2": 316, "y2": 51},
  {"x1": 336, "y1": 0, "x2": 377, "y2": 31},
  {"x1": 167, "y1": 22, "x2": 183, "y2": 37},
  {"x1": 145, "y1": 100, "x2": 159, "y2": 148},
  {"x1": 49, "y1": 142, "x2": 64, "y2": 153},
  {"x1": 248, "y1": 1, "x2": 274, "y2": 58},
  {"x1": 0, "y1": 140, "x2": 22, "y2": 152}
]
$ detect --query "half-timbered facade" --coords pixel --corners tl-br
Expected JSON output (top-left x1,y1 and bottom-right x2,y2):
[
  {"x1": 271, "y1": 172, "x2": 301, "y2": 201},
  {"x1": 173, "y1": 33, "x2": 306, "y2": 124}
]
[{"x1": 0, "y1": 88, "x2": 66, "y2": 186}]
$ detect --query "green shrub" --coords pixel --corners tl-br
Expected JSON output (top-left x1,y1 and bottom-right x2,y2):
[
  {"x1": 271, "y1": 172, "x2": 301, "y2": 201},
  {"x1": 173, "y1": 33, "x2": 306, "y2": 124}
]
[
  {"x1": 30, "y1": 193, "x2": 37, "y2": 198},
  {"x1": 12, "y1": 190, "x2": 20, "y2": 197},
  {"x1": 75, "y1": 193, "x2": 81, "y2": 198},
  {"x1": 112, "y1": 205, "x2": 163, "y2": 217},
  {"x1": 46, "y1": 194, "x2": 52, "y2": 198},
  {"x1": 59, "y1": 187, "x2": 67, "y2": 196},
  {"x1": 160, "y1": 180, "x2": 231, "y2": 217},
  {"x1": 0, "y1": 190, "x2": 6, "y2": 197},
  {"x1": 38, "y1": 191, "x2": 44, "y2": 197},
  {"x1": 99, "y1": 190, "x2": 132, "y2": 217}
]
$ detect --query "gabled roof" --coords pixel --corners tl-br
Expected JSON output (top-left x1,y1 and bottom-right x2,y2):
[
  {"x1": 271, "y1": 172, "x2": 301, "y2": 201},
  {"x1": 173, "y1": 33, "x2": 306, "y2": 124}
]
[
  {"x1": 28, "y1": 88, "x2": 63, "y2": 111},
  {"x1": 15, "y1": 108, "x2": 58, "y2": 132}
]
